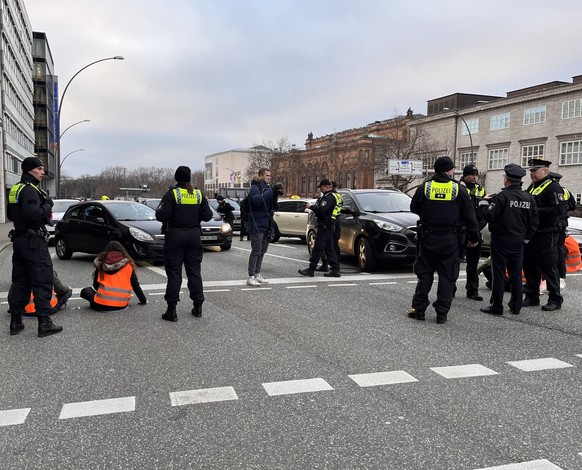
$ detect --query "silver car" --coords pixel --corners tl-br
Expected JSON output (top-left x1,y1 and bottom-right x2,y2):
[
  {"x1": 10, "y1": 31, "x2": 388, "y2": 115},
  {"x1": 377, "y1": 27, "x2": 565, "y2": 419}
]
[{"x1": 270, "y1": 198, "x2": 316, "y2": 243}]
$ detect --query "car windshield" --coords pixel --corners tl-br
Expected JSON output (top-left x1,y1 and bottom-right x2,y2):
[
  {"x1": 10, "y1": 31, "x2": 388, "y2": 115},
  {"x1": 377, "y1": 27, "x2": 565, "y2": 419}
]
[
  {"x1": 355, "y1": 192, "x2": 412, "y2": 213},
  {"x1": 144, "y1": 199, "x2": 161, "y2": 209},
  {"x1": 107, "y1": 202, "x2": 157, "y2": 221},
  {"x1": 53, "y1": 200, "x2": 78, "y2": 212}
]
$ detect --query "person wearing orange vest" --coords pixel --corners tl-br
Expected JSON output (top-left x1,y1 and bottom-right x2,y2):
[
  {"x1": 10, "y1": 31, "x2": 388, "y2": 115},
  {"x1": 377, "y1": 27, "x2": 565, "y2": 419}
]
[
  {"x1": 80, "y1": 241, "x2": 147, "y2": 311},
  {"x1": 565, "y1": 235, "x2": 582, "y2": 273}
]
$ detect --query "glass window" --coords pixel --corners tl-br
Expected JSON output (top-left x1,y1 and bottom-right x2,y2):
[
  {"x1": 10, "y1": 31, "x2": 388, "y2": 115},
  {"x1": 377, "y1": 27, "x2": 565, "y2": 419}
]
[
  {"x1": 521, "y1": 144, "x2": 545, "y2": 167},
  {"x1": 490, "y1": 112, "x2": 510, "y2": 130},
  {"x1": 459, "y1": 152, "x2": 476, "y2": 167},
  {"x1": 488, "y1": 148, "x2": 508, "y2": 170},
  {"x1": 277, "y1": 201, "x2": 295, "y2": 212},
  {"x1": 562, "y1": 99, "x2": 582, "y2": 119},
  {"x1": 460, "y1": 118, "x2": 479, "y2": 135},
  {"x1": 523, "y1": 105, "x2": 546, "y2": 125},
  {"x1": 560, "y1": 140, "x2": 582, "y2": 165}
]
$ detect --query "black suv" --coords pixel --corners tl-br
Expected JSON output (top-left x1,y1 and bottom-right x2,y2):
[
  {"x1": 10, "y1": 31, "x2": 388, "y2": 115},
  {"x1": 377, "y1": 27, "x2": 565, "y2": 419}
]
[{"x1": 307, "y1": 189, "x2": 419, "y2": 271}]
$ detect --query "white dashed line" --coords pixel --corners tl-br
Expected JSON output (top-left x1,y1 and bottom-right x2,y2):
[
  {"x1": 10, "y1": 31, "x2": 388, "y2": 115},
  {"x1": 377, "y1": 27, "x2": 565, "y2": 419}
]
[
  {"x1": 349, "y1": 370, "x2": 418, "y2": 387},
  {"x1": 506, "y1": 357, "x2": 574, "y2": 372},
  {"x1": 431, "y1": 364, "x2": 499, "y2": 379},
  {"x1": 473, "y1": 458, "x2": 563, "y2": 469},
  {"x1": 286, "y1": 285, "x2": 317, "y2": 289},
  {"x1": 170, "y1": 387, "x2": 238, "y2": 406},
  {"x1": 0, "y1": 408, "x2": 30, "y2": 427},
  {"x1": 204, "y1": 289, "x2": 231, "y2": 293},
  {"x1": 328, "y1": 283, "x2": 357, "y2": 287},
  {"x1": 368, "y1": 282, "x2": 398, "y2": 285},
  {"x1": 241, "y1": 287, "x2": 272, "y2": 291},
  {"x1": 262, "y1": 378, "x2": 334, "y2": 396},
  {"x1": 59, "y1": 396, "x2": 136, "y2": 420}
]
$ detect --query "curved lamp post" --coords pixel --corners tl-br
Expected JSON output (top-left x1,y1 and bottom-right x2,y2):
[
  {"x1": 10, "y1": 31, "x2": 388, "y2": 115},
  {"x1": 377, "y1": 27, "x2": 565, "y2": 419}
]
[
  {"x1": 59, "y1": 148, "x2": 84, "y2": 173},
  {"x1": 57, "y1": 56, "x2": 124, "y2": 194},
  {"x1": 444, "y1": 107, "x2": 474, "y2": 165},
  {"x1": 60, "y1": 119, "x2": 90, "y2": 140}
]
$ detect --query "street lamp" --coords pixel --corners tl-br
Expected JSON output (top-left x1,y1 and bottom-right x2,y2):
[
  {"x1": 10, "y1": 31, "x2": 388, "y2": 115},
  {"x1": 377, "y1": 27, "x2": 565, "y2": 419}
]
[
  {"x1": 56, "y1": 56, "x2": 124, "y2": 192},
  {"x1": 444, "y1": 108, "x2": 474, "y2": 165},
  {"x1": 59, "y1": 148, "x2": 84, "y2": 173},
  {"x1": 59, "y1": 119, "x2": 90, "y2": 140}
]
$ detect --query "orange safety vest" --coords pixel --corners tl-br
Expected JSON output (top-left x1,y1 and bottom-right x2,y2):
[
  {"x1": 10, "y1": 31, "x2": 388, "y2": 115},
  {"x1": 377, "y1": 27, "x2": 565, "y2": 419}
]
[
  {"x1": 565, "y1": 235, "x2": 582, "y2": 273},
  {"x1": 94, "y1": 264, "x2": 134, "y2": 308},
  {"x1": 25, "y1": 291, "x2": 58, "y2": 314}
]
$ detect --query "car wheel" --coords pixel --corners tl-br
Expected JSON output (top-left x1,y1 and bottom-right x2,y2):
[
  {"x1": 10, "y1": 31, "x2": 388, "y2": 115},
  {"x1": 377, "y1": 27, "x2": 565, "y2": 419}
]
[
  {"x1": 357, "y1": 237, "x2": 377, "y2": 272},
  {"x1": 221, "y1": 242, "x2": 232, "y2": 251},
  {"x1": 55, "y1": 237, "x2": 73, "y2": 260},
  {"x1": 269, "y1": 223, "x2": 281, "y2": 243},
  {"x1": 307, "y1": 229, "x2": 316, "y2": 256}
]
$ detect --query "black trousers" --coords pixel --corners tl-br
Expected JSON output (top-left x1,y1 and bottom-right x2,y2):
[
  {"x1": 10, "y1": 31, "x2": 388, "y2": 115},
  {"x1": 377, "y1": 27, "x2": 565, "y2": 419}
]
[
  {"x1": 490, "y1": 239, "x2": 523, "y2": 314},
  {"x1": 321, "y1": 221, "x2": 341, "y2": 266},
  {"x1": 164, "y1": 227, "x2": 204, "y2": 305},
  {"x1": 309, "y1": 225, "x2": 338, "y2": 271},
  {"x1": 465, "y1": 241, "x2": 482, "y2": 294},
  {"x1": 9, "y1": 235, "x2": 54, "y2": 319},
  {"x1": 557, "y1": 229, "x2": 567, "y2": 278},
  {"x1": 412, "y1": 232, "x2": 461, "y2": 316},
  {"x1": 523, "y1": 231, "x2": 562, "y2": 305}
]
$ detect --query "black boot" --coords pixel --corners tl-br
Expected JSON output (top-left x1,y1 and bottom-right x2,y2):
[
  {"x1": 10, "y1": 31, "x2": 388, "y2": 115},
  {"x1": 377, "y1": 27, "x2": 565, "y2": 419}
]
[
  {"x1": 324, "y1": 270, "x2": 341, "y2": 278},
  {"x1": 10, "y1": 314, "x2": 24, "y2": 336},
  {"x1": 38, "y1": 316, "x2": 63, "y2": 338},
  {"x1": 315, "y1": 264, "x2": 329, "y2": 272},
  {"x1": 298, "y1": 268, "x2": 315, "y2": 277},
  {"x1": 162, "y1": 302, "x2": 177, "y2": 322},
  {"x1": 192, "y1": 303, "x2": 202, "y2": 317}
]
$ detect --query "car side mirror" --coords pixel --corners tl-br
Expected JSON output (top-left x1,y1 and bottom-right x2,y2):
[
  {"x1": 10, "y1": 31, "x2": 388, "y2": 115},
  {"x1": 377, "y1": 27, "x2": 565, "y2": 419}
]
[
  {"x1": 96, "y1": 217, "x2": 106, "y2": 225},
  {"x1": 341, "y1": 205, "x2": 358, "y2": 216}
]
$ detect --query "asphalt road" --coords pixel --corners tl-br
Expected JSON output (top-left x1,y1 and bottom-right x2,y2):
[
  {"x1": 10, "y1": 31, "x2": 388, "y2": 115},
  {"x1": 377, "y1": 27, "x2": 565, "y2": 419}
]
[{"x1": 1, "y1": 235, "x2": 581, "y2": 470}]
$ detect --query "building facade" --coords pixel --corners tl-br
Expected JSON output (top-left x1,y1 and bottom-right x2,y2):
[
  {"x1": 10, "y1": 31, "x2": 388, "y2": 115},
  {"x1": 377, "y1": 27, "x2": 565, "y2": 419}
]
[
  {"x1": 0, "y1": 0, "x2": 36, "y2": 222},
  {"x1": 410, "y1": 75, "x2": 582, "y2": 201},
  {"x1": 32, "y1": 31, "x2": 57, "y2": 197},
  {"x1": 203, "y1": 148, "x2": 257, "y2": 196}
]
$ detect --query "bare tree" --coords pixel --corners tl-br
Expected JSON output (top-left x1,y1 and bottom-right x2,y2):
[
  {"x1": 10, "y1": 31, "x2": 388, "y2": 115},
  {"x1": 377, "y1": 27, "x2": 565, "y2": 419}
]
[{"x1": 245, "y1": 137, "x2": 295, "y2": 182}]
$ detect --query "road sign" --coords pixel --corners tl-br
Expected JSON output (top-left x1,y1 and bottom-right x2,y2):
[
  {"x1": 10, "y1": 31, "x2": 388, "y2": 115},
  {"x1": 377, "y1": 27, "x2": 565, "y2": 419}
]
[{"x1": 388, "y1": 160, "x2": 423, "y2": 175}]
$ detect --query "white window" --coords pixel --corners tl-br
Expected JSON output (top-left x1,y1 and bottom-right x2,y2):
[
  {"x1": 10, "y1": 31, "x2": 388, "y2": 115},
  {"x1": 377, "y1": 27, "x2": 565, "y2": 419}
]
[
  {"x1": 523, "y1": 105, "x2": 546, "y2": 125},
  {"x1": 460, "y1": 118, "x2": 479, "y2": 135},
  {"x1": 562, "y1": 99, "x2": 582, "y2": 119},
  {"x1": 488, "y1": 148, "x2": 508, "y2": 170},
  {"x1": 459, "y1": 152, "x2": 476, "y2": 168},
  {"x1": 521, "y1": 144, "x2": 545, "y2": 167},
  {"x1": 575, "y1": 193, "x2": 582, "y2": 205},
  {"x1": 490, "y1": 112, "x2": 510, "y2": 130},
  {"x1": 560, "y1": 140, "x2": 582, "y2": 165}
]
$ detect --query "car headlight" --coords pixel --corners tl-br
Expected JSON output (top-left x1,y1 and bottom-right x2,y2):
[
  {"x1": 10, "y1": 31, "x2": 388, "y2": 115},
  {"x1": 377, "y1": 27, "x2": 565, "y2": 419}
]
[
  {"x1": 221, "y1": 223, "x2": 232, "y2": 234},
  {"x1": 373, "y1": 219, "x2": 402, "y2": 232},
  {"x1": 129, "y1": 226, "x2": 154, "y2": 242}
]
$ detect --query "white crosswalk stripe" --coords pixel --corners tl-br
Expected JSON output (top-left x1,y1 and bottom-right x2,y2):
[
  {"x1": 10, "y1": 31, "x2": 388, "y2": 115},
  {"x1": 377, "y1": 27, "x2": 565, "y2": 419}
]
[
  {"x1": 474, "y1": 458, "x2": 563, "y2": 469},
  {"x1": 170, "y1": 387, "x2": 238, "y2": 406},
  {"x1": 59, "y1": 396, "x2": 136, "y2": 420},
  {"x1": 506, "y1": 357, "x2": 574, "y2": 372},
  {"x1": 431, "y1": 364, "x2": 499, "y2": 379},
  {"x1": 0, "y1": 408, "x2": 30, "y2": 427},
  {"x1": 349, "y1": 370, "x2": 418, "y2": 387},
  {"x1": 262, "y1": 378, "x2": 333, "y2": 396}
]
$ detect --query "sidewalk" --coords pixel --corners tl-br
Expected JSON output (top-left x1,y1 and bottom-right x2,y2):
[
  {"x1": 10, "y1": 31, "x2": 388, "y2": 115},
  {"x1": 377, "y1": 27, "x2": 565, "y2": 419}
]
[{"x1": 0, "y1": 222, "x2": 12, "y2": 254}]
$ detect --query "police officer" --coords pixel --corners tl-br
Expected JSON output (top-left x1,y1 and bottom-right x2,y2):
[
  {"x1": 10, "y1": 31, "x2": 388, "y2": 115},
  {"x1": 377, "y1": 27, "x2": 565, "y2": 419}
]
[
  {"x1": 478, "y1": 164, "x2": 538, "y2": 316},
  {"x1": 8, "y1": 156, "x2": 63, "y2": 337},
  {"x1": 407, "y1": 156, "x2": 479, "y2": 324},
  {"x1": 549, "y1": 171, "x2": 575, "y2": 287},
  {"x1": 523, "y1": 158, "x2": 565, "y2": 311},
  {"x1": 460, "y1": 164, "x2": 487, "y2": 301},
  {"x1": 298, "y1": 179, "x2": 340, "y2": 277},
  {"x1": 156, "y1": 166, "x2": 213, "y2": 321},
  {"x1": 316, "y1": 181, "x2": 343, "y2": 272}
]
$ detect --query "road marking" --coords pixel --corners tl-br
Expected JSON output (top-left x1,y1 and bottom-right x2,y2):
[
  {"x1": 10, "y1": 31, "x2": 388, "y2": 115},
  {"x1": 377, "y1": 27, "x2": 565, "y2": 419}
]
[
  {"x1": 368, "y1": 282, "x2": 398, "y2": 285},
  {"x1": 262, "y1": 378, "x2": 334, "y2": 396},
  {"x1": 329, "y1": 283, "x2": 357, "y2": 287},
  {"x1": 286, "y1": 285, "x2": 317, "y2": 289},
  {"x1": 0, "y1": 408, "x2": 30, "y2": 427},
  {"x1": 170, "y1": 387, "x2": 238, "y2": 406},
  {"x1": 431, "y1": 364, "x2": 499, "y2": 379},
  {"x1": 241, "y1": 287, "x2": 272, "y2": 291},
  {"x1": 473, "y1": 458, "x2": 563, "y2": 469},
  {"x1": 142, "y1": 264, "x2": 167, "y2": 277},
  {"x1": 349, "y1": 370, "x2": 418, "y2": 387},
  {"x1": 59, "y1": 396, "x2": 136, "y2": 420},
  {"x1": 204, "y1": 289, "x2": 231, "y2": 293},
  {"x1": 506, "y1": 358, "x2": 574, "y2": 372},
  {"x1": 575, "y1": 354, "x2": 582, "y2": 358}
]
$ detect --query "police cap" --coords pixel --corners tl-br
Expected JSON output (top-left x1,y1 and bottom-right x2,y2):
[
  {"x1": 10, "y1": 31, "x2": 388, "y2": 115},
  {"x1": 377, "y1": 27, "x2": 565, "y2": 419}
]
[
  {"x1": 527, "y1": 158, "x2": 552, "y2": 169},
  {"x1": 504, "y1": 163, "x2": 526, "y2": 179},
  {"x1": 318, "y1": 179, "x2": 332, "y2": 188}
]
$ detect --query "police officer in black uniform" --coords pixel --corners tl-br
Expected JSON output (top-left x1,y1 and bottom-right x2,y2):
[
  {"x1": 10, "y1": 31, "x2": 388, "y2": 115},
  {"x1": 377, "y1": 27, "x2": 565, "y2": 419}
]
[
  {"x1": 156, "y1": 166, "x2": 213, "y2": 321},
  {"x1": 460, "y1": 164, "x2": 487, "y2": 301},
  {"x1": 298, "y1": 179, "x2": 340, "y2": 277},
  {"x1": 407, "y1": 156, "x2": 479, "y2": 324},
  {"x1": 523, "y1": 158, "x2": 565, "y2": 311},
  {"x1": 478, "y1": 164, "x2": 538, "y2": 316},
  {"x1": 8, "y1": 156, "x2": 63, "y2": 337},
  {"x1": 549, "y1": 171, "x2": 575, "y2": 285}
]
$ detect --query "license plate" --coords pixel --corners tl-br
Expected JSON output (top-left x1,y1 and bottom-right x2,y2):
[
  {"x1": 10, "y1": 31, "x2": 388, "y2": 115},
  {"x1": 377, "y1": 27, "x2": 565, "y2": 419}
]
[{"x1": 201, "y1": 235, "x2": 218, "y2": 241}]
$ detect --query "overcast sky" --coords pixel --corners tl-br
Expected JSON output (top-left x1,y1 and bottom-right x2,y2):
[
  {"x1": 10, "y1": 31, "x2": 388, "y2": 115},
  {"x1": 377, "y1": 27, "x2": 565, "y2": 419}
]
[{"x1": 25, "y1": 0, "x2": 582, "y2": 178}]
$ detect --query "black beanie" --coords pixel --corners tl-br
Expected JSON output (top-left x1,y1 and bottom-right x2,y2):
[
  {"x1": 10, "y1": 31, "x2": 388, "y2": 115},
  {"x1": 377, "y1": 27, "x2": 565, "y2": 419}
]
[
  {"x1": 22, "y1": 156, "x2": 43, "y2": 173},
  {"x1": 174, "y1": 166, "x2": 191, "y2": 183},
  {"x1": 463, "y1": 164, "x2": 478, "y2": 176},
  {"x1": 434, "y1": 156, "x2": 455, "y2": 173}
]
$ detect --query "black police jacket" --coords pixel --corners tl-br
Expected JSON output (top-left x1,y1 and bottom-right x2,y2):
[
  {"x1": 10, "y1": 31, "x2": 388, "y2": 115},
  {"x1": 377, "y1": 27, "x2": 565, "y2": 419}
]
[
  {"x1": 7, "y1": 173, "x2": 52, "y2": 231},
  {"x1": 478, "y1": 184, "x2": 539, "y2": 241},
  {"x1": 525, "y1": 176, "x2": 566, "y2": 232},
  {"x1": 310, "y1": 190, "x2": 336, "y2": 228}
]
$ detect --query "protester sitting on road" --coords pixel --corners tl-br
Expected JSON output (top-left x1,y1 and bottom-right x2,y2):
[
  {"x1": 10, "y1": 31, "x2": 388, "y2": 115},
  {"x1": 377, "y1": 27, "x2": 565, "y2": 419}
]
[
  {"x1": 80, "y1": 241, "x2": 147, "y2": 311},
  {"x1": 15, "y1": 270, "x2": 73, "y2": 316}
]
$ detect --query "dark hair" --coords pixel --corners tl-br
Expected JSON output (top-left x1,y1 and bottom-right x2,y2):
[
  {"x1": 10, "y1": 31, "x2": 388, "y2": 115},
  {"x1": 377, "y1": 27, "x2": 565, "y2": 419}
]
[
  {"x1": 96, "y1": 240, "x2": 136, "y2": 270},
  {"x1": 258, "y1": 168, "x2": 270, "y2": 177},
  {"x1": 176, "y1": 181, "x2": 195, "y2": 194}
]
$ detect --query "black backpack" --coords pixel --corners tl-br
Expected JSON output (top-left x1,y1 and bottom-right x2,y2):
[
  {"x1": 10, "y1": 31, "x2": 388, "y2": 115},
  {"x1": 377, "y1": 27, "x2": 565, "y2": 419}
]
[{"x1": 239, "y1": 196, "x2": 250, "y2": 222}]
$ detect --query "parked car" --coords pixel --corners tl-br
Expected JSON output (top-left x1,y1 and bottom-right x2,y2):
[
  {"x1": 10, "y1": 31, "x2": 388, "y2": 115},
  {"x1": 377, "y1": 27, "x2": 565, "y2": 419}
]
[
  {"x1": 270, "y1": 198, "x2": 316, "y2": 243},
  {"x1": 46, "y1": 199, "x2": 80, "y2": 243},
  {"x1": 55, "y1": 200, "x2": 232, "y2": 261},
  {"x1": 143, "y1": 198, "x2": 161, "y2": 210},
  {"x1": 307, "y1": 189, "x2": 418, "y2": 271},
  {"x1": 208, "y1": 198, "x2": 241, "y2": 230}
]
